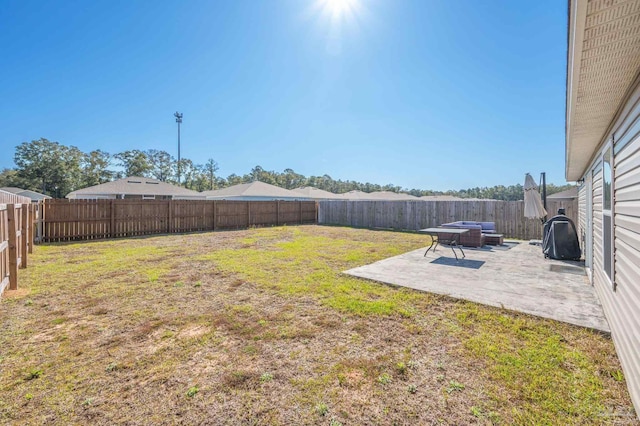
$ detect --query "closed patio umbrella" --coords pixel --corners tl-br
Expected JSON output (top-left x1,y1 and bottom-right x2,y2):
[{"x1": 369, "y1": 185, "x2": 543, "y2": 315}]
[{"x1": 524, "y1": 173, "x2": 547, "y2": 219}]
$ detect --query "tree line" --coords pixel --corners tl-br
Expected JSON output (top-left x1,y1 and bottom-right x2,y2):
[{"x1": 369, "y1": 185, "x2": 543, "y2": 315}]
[
  {"x1": 0, "y1": 138, "x2": 573, "y2": 200},
  {"x1": 0, "y1": 138, "x2": 219, "y2": 197}
]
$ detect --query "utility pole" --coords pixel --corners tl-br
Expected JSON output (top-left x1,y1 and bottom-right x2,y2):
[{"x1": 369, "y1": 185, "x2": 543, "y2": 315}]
[{"x1": 174, "y1": 112, "x2": 183, "y2": 184}]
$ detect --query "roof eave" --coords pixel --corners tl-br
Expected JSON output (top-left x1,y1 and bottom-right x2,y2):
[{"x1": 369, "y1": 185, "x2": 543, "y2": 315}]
[{"x1": 565, "y1": 0, "x2": 588, "y2": 181}]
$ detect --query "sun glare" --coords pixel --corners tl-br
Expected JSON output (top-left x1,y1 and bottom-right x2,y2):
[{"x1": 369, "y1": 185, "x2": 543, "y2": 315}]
[
  {"x1": 307, "y1": 0, "x2": 366, "y2": 55},
  {"x1": 319, "y1": 0, "x2": 360, "y2": 19}
]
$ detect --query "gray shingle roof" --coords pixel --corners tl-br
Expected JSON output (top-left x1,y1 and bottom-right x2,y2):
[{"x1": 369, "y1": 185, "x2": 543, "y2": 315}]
[
  {"x1": 201, "y1": 181, "x2": 302, "y2": 199},
  {"x1": 338, "y1": 191, "x2": 418, "y2": 200},
  {"x1": 547, "y1": 187, "x2": 578, "y2": 199},
  {"x1": 291, "y1": 187, "x2": 342, "y2": 199},
  {"x1": 419, "y1": 195, "x2": 464, "y2": 201},
  {"x1": 0, "y1": 187, "x2": 24, "y2": 194},
  {"x1": 0, "y1": 187, "x2": 51, "y2": 201},
  {"x1": 66, "y1": 177, "x2": 201, "y2": 198}
]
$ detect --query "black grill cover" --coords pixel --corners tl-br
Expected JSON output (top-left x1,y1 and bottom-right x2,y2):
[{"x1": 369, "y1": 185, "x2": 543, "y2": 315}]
[{"x1": 542, "y1": 215, "x2": 582, "y2": 260}]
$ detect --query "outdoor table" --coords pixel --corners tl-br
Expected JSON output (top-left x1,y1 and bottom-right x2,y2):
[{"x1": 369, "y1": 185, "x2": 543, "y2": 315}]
[{"x1": 418, "y1": 228, "x2": 469, "y2": 261}]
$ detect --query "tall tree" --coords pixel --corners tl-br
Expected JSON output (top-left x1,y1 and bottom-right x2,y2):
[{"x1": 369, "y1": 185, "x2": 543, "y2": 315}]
[
  {"x1": 226, "y1": 174, "x2": 243, "y2": 186},
  {"x1": 14, "y1": 138, "x2": 84, "y2": 197},
  {"x1": 114, "y1": 150, "x2": 153, "y2": 177},
  {"x1": 0, "y1": 168, "x2": 28, "y2": 189},
  {"x1": 82, "y1": 150, "x2": 114, "y2": 187},
  {"x1": 191, "y1": 164, "x2": 211, "y2": 192},
  {"x1": 146, "y1": 149, "x2": 174, "y2": 182},
  {"x1": 203, "y1": 159, "x2": 219, "y2": 190},
  {"x1": 279, "y1": 168, "x2": 305, "y2": 189},
  {"x1": 176, "y1": 158, "x2": 197, "y2": 189}
]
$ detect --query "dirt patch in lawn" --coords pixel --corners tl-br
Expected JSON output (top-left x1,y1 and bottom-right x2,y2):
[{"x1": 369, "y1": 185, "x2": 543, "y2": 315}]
[{"x1": 0, "y1": 225, "x2": 635, "y2": 425}]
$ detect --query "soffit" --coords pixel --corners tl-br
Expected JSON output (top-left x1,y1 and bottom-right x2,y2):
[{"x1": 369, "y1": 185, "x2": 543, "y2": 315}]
[{"x1": 567, "y1": 0, "x2": 640, "y2": 180}]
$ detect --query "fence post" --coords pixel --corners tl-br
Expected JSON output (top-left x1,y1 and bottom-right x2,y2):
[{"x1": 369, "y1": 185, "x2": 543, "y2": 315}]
[
  {"x1": 7, "y1": 205, "x2": 18, "y2": 290},
  {"x1": 40, "y1": 200, "x2": 45, "y2": 243},
  {"x1": 37, "y1": 201, "x2": 43, "y2": 243},
  {"x1": 202, "y1": 202, "x2": 206, "y2": 231},
  {"x1": 29, "y1": 204, "x2": 35, "y2": 252},
  {"x1": 110, "y1": 200, "x2": 115, "y2": 238},
  {"x1": 167, "y1": 200, "x2": 173, "y2": 234},
  {"x1": 277, "y1": 201, "x2": 280, "y2": 226},
  {"x1": 212, "y1": 200, "x2": 216, "y2": 231},
  {"x1": 247, "y1": 201, "x2": 251, "y2": 227},
  {"x1": 299, "y1": 201, "x2": 302, "y2": 224},
  {"x1": 21, "y1": 204, "x2": 28, "y2": 268}
]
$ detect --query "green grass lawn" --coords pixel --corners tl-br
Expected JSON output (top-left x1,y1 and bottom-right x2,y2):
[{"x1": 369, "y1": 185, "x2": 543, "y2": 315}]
[{"x1": 0, "y1": 225, "x2": 635, "y2": 425}]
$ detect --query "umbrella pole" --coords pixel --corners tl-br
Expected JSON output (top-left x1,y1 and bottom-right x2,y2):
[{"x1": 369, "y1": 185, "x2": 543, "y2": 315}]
[{"x1": 541, "y1": 172, "x2": 547, "y2": 222}]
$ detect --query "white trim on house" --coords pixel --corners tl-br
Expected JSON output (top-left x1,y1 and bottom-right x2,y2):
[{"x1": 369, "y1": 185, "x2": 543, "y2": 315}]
[
  {"x1": 565, "y1": 0, "x2": 587, "y2": 180},
  {"x1": 601, "y1": 141, "x2": 615, "y2": 289}
]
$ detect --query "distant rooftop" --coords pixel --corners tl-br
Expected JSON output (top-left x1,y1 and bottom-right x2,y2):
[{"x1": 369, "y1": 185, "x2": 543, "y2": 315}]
[
  {"x1": 0, "y1": 187, "x2": 51, "y2": 201},
  {"x1": 419, "y1": 195, "x2": 463, "y2": 201},
  {"x1": 338, "y1": 190, "x2": 418, "y2": 201},
  {"x1": 547, "y1": 187, "x2": 578, "y2": 199},
  {"x1": 291, "y1": 187, "x2": 342, "y2": 199},
  {"x1": 201, "y1": 181, "x2": 302, "y2": 199},
  {"x1": 66, "y1": 177, "x2": 201, "y2": 198}
]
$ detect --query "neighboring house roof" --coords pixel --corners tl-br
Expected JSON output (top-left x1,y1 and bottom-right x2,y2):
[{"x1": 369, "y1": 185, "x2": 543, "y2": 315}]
[
  {"x1": 565, "y1": 0, "x2": 640, "y2": 180},
  {"x1": 0, "y1": 189, "x2": 33, "y2": 204},
  {"x1": 547, "y1": 187, "x2": 578, "y2": 199},
  {"x1": 0, "y1": 187, "x2": 51, "y2": 201},
  {"x1": 368, "y1": 191, "x2": 419, "y2": 200},
  {"x1": 0, "y1": 187, "x2": 24, "y2": 194},
  {"x1": 291, "y1": 187, "x2": 342, "y2": 199},
  {"x1": 338, "y1": 191, "x2": 418, "y2": 201},
  {"x1": 201, "y1": 181, "x2": 303, "y2": 199},
  {"x1": 66, "y1": 177, "x2": 202, "y2": 198},
  {"x1": 419, "y1": 195, "x2": 464, "y2": 201},
  {"x1": 337, "y1": 190, "x2": 369, "y2": 200}
]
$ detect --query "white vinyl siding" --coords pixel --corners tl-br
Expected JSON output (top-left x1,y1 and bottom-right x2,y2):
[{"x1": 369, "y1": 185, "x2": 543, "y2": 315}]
[
  {"x1": 612, "y1": 131, "x2": 640, "y2": 408},
  {"x1": 586, "y1": 81, "x2": 640, "y2": 413}
]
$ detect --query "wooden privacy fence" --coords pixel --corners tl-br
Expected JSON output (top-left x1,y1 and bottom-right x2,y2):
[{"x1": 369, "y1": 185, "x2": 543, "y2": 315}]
[
  {"x1": 40, "y1": 199, "x2": 318, "y2": 242},
  {"x1": 0, "y1": 189, "x2": 33, "y2": 204},
  {"x1": 318, "y1": 199, "x2": 578, "y2": 240},
  {"x1": 0, "y1": 203, "x2": 36, "y2": 295}
]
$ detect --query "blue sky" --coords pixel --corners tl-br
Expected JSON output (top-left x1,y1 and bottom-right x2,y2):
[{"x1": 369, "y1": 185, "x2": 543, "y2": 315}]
[{"x1": 0, "y1": 0, "x2": 567, "y2": 191}]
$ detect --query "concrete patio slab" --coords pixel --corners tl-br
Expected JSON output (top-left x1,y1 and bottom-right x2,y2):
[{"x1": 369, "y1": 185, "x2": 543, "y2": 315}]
[{"x1": 345, "y1": 241, "x2": 609, "y2": 332}]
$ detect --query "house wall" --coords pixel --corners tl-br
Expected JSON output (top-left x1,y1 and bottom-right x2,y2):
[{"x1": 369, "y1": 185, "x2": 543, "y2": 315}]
[
  {"x1": 580, "y1": 80, "x2": 640, "y2": 412},
  {"x1": 67, "y1": 194, "x2": 117, "y2": 200},
  {"x1": 69, "y1": 194, "x2": 196, "y2": 200},
  {"x1": 122, "y1": 194, "x2": 172, "y2": 200}
]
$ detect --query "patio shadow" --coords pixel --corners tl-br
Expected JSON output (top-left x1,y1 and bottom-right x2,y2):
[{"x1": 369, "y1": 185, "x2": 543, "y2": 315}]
[{"x1": 430, "y1": 257, "x2": 485, "y2": 269}]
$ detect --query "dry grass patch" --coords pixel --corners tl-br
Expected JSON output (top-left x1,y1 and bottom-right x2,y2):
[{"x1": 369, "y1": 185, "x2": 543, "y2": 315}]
[{"x1": 0, "y1": 225, "x2": 635, "y2": 425}]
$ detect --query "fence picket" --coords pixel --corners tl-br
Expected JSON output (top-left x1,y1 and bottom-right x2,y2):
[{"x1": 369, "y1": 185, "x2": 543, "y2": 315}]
[
  {"x1": 318, "y1": 199, "x2": 578, "y2": 240},
  {"x1": 38, "y1": 199, "x2": 318, "y2": 242}
]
